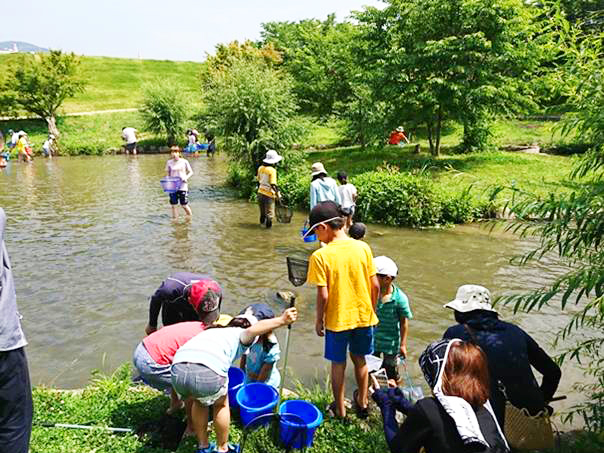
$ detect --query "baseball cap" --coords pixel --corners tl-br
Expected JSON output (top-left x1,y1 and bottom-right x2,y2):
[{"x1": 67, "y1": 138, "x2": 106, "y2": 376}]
[
  {"x1": 443, "y1": 285, "x2": 497, "y2": 313},
  {"x1": 374, "y1": 256, "x2": 398, "y2": 277},
  {"x1": 303, "y1": 201, "x2": 344, "y2": 239},
  {"x1": 237, "y1": 303, "x2": 275, "y2": 323},
  {"x1": 188, "y1": 279, "x2": 222, "y2": 312}
]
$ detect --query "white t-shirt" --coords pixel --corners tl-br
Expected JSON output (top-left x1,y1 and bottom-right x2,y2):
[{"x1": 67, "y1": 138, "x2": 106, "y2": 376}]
[
  {"x1": 172, "y1": 327, "x2": 252, "y2": 377},
  {"x1": 42, "y1": 139, "x2": 52, "y2": 152},
  {"x1": 338, "y1": 183, "x2": 357, "y2": 209},
  {"x1": 11, "y1": 132, "x2": 19, "y2": 145},
  {"x1": 165, "y1": 157, "x2": 192, "y2": 191},
  {"x1": 122, "y1": 127, "x2": 137, "y2": 144}
]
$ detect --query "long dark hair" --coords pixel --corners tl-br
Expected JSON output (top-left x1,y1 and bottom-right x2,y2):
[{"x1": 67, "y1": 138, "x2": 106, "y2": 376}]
[{"x1": 205, "y1": 317, "x2": 251, "y2": 330}]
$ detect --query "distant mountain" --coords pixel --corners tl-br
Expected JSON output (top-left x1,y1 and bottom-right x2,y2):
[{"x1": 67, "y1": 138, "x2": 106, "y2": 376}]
[{"x1": 0, "y1": 41, "x2": 49, "y2": 53}]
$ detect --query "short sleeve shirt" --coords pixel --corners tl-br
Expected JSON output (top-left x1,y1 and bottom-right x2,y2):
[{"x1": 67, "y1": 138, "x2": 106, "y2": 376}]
[
  {"x1": 374, "y1": 285, "x2": 413, "y2": 355},
  {"x1": 307, "y1": 238, "x2": 378, "y2": 332},
  {"x1": 338, "y1": 183, "x2": 357, "y2": 209},
  {"x1": 142, "y1": 321, "x2": 206, "y2": 365},
  {"x1": 165, "y1": 158, "x2": 192, "y2": 192},
  {"x1": 244, "y1": 341, "x2": 281, "y2": 388},
  {"x1": 257, "y1": 166, "x2": 277, "y2": 198}
]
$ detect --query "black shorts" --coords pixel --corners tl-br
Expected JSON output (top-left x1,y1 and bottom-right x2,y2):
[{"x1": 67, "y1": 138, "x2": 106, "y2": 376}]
[
  {"x1": 125, "y1": 142, "x2": 137, "y2": 151},
  {"x1": 0, "y1": 347, "x2": 33, "y2": 453},
  {"x1": 169, "y1": 190, "x2": 189, "y2": 205}
]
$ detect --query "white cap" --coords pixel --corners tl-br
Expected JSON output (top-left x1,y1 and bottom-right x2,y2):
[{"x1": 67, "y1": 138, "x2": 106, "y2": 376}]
[
  {"x1": 443, "y1": 285, "x2": 497, "y2": 313},
  {"x1": 374, "y1": 256, "x2": 398, "y2": 277},
  {"x1": 263, "y1": 149, "x2": 283, "y2": 164},
  {"x1": 311, "y1": 162, "x2": 327, "y2": 176}
]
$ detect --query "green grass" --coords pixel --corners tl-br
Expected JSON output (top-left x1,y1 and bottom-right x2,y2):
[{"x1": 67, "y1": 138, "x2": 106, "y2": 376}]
[{"x1": 0, "y1": 55, "x2": 204, "y2": 113}]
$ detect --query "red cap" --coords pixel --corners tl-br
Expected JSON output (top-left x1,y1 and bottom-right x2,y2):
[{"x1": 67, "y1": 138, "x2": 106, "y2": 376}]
[{"x1": 188, "y1": 280, "x2": 222, "y2": 312}]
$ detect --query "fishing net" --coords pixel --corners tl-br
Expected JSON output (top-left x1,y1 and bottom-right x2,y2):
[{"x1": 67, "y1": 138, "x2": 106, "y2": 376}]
[
  {"x1": 286, "y1": 257, "x2": 309, "y2": 287},
  {"x1": 276, "y1": 202, "x2": 293, "y2": 223}
]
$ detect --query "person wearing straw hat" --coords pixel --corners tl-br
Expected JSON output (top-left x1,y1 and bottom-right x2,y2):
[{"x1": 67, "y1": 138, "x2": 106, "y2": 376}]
[
  {"x1": 145, "y1": 273, "x2": 223, "y2": 335},
  {"x1": 256, "y1": 149, "x2": 283, "y2": 229},
  {"x1": 442, "y1": 285, "x2": 561, "y2": 427},
  {"x1": 309, "y1": 162, "x2": 341, "y2": 210},
  {"x1": 0, "y1": 208, "x2": 33, "y2": 453}
]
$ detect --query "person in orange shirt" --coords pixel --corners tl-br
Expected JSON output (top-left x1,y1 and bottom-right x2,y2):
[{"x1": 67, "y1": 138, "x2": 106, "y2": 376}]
[
  {"x1": 388, "y1": 126, "x2": 410, "y2": 146},
  {"x1": 305, "y1": 201, "x2": 380, "y2": 419}
]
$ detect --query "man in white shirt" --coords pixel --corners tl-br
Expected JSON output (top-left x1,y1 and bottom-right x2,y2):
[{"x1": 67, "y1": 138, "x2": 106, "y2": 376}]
[{"x1": 121, "y1": 127, "x2": 138, "y2": 155}]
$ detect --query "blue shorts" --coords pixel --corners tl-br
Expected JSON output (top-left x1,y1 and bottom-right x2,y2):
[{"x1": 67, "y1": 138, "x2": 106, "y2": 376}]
[
  {"x1": 132, "y1": 342, "x2": 172, "y2": 391},
  {"x1": 169, "y1": 190, "x2": 189, "y2": 205},
  {"x1": 325, "y1": 327, "x2": 374, "y2": 363}
]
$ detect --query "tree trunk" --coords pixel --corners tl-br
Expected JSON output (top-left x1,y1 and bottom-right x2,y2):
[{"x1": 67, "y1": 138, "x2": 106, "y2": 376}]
[
  {"x1": 434, "y1": 106, "x2": 442, "y2": 157},
  {"x1": 46, "y1": 116, "x2": 60, "y2": 138},
  {"x1": 426, "y1": 122, "x2": 435, "y2": 155}
]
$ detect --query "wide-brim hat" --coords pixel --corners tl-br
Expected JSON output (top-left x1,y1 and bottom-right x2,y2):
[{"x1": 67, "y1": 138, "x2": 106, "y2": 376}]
[
  {"x1": 396, "y1": 126, "x2": 405, "y2": 132},
  {"x1": 311, "y1": 162, "x2": 327, "y2": 176},
  {"x1": 443, "y1": 284, "x2": 497, "y2": 313},
  {"x1": 263, "y1": 149, "x2": 283, "y2": 164}
]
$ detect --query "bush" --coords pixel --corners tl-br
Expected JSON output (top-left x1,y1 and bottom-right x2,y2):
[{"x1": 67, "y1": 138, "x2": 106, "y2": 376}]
[
  {"x1": 140, "y1": 80, "x2": 189, "y2": 145},
  {"x1": 352, "y1": 171, "x2": 443, "y2": 228}
]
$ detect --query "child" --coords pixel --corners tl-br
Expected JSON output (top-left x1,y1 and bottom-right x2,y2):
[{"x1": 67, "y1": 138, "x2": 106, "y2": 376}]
[
  {"x1": 348, "y1": 222, "x2": 367, "y2": 240},
  {"x1": 256, "y1": 150, "x2": 283, "y2": 229},
  {"x1": 305, "y1": 201, "x2": 380, "y2": 419},
  {"x1": 171, "y1": 307, "x2": 297, "y2": 453},
  {"x1": 42, "y1": 134, "x2": 55, "y2": 158},
  {"x1": 238, "y1": 304, "x2": 281, "y2": 389},
  {"x1": 16, "y1": 132, "x2": 30, "y2": 162},
  {"x1": 373, "y1": 256, "x2": 413, "y2": 382},
  {"x1": 166, "y1": 146, "x2": 194, "y2": 219},
  {"x1": 336, "y1": 170, "x2": 357, "y2": 228}
]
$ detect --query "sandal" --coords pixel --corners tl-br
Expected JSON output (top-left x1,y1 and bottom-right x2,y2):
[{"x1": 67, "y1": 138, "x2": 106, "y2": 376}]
[
  {"x1": 352, "y1": 389, "x2": 370, "y2": 420},
  {"x1": 196, "y1": 443, "x2": 216, "y2": 453},
  {"x1": 212, "y1": 443, "x2": 240, "y2": 453}
]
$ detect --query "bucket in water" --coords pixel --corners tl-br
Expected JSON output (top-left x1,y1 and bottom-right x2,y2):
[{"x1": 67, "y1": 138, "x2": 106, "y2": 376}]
[
  {"x1": 300, "y1": 221, "x2": 317, "y2": 242},
  {"x1": 160, "y1": 177, "x2": 182, "y2": 193},
  {"x1": 227, "y1": 367, "x2": 245, "y2": 409},
  {"x1": 236, "y1": 383, "x2": 279, "y2": 427},
  {"x1": 279, "y1": 400, "x2": 323, "y2": 449}
]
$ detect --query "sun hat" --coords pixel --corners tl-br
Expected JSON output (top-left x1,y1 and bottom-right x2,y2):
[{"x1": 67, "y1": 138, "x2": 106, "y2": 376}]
[
  {"x1": 18, "y1": 131, "x2": 26, "y2": 137},
  {"x1": 443, "y1": 285, "x2": 496, "y2": 313},
  {"x1": 303, "y1": 200, "x2": 343, "y2": 239},
  {"x1": 188, "y1": 279, "x2": 222, "y2": 312},
  {"x1": 396, "y1": 126, "x2": 405, "y2": 132},
  {"x1": 263, "y1": 149, "x2": 283, "y2": 164},
  {"x1": 374, "y1": 256, "x2": 398, "y2": 277},
  {"x1": 311, "y1": 162, "x2": 327, "y2": 177}
]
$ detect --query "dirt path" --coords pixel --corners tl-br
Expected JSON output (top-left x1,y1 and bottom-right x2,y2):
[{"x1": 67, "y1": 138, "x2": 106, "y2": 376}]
[{"x1": 0, "y1": 108, "x2": 138, "y2": 121}]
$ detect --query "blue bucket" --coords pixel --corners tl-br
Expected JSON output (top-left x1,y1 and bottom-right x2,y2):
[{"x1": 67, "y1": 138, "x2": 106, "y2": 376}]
[
  {"x1": 236, "y1": 383, "x2": 279, "y2": 426},
  {"x1": 301, "y1": 226, "x2": 317, "y2": 242},
  {"x1": 160, "y1": 177, "x2": 182, "y2": 193},
  {"x1": 227, "y1": 367, "x2": 245, "y2": 408},
  {"x1": 279, "y1": 400, "x2": 323, "y2": 449}
]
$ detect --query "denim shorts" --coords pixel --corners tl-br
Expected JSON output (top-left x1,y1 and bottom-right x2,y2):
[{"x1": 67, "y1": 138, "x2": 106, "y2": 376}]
[
  {"x1": 132, "y1": 342, "x2": 172, "y2": 391},
  {"x1": 325, "y1": 326, "x2": 374, "y2": 363},
  {"x1": 169, "y1": 190, "x2": 189, "y2": 205},
  {"x1": 171, "y1": 362, "x2": 227, "y2": 406}
]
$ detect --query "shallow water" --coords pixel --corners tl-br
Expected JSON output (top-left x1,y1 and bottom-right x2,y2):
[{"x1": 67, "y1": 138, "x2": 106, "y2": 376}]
[{"x1": 0, "y1": 155, "x2": 589, "y2": 426}]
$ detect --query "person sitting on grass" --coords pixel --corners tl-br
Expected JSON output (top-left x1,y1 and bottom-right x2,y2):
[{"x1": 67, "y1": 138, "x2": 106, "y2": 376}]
[
  {"x1": 166, "y1": 146, "x2": 194, "y2": 219},
  {"x1": 238, "y1": 304, "x2": 281, "y2": 389},
  {"x1": 372, "y1": 339, "x2": 509, "y2": 453},
  {"x1": 373, "y1": 256, "x2": 413, "y2": 383},
  {"x1": 305, "y1": 200, "x2": 380, "y2": 419},
  {"x1": 171, "y1": 306, "x2": 298, "y2": 453}
]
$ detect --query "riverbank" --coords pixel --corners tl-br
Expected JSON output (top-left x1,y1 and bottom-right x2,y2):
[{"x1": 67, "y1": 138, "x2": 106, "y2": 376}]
[{"x1": 31, "y1": 364, "x2": 604, "y2": 453}]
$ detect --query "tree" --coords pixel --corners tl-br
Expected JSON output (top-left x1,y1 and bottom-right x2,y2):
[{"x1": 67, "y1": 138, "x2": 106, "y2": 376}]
[
  {"x1": 492, "y1": 22, "x2": 604, "y2": 430},
  {"x1": 201, "y1": 59, "x2": 304, "y2": 172},
  {"x1": 355, "y1": 0, "x2": 546, "y2": 155},
  {"x1": 140, "y1": 80, "x2": 188, "y2": 145},
  {"x1": 1, "y1": 50, "x2": 86, "y2": 138}
]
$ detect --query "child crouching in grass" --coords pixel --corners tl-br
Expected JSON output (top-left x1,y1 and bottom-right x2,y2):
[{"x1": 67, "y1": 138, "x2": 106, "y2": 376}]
[
  {"x1": 171, "y1": 307, "x2": 297, "y2": 453},
  {"x1": 373, "y1": 256, "x2": 413, "y2": 382},
  {"x1": 238, "y1": 304, "x2": 281, "y2": 389}
]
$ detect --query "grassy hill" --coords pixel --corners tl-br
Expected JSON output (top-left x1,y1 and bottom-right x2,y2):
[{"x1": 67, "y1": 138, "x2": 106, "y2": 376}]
[{"x1": 0, "y1": 54, "x2": 204, "y2": 113}]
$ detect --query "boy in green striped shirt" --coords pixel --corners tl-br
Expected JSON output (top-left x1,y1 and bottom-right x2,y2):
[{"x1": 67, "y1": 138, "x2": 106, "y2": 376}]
[{"x1": 373, "y1": 256, "x2": 413, "y2": 382}]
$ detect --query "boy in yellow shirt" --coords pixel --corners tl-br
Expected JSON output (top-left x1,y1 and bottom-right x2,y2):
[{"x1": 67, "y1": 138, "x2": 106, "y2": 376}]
[
  {"x1": 306, "y1": 201, "x2": 380, "y2": 418},
  {"x1": 256, "y1": 150, "x2": 283, "y2": 229}
]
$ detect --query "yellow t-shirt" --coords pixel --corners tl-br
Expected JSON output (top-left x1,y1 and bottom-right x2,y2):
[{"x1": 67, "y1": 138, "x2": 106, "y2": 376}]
[
  {"x1": 257, "y1": 165, "x2": 277, "y2": 198},
  {"x1": 17, "y1": 137, "x2": 27, "y2": 153},
  {"x1": 307, "y1": 238, "x2": 378, "y2": 332}
]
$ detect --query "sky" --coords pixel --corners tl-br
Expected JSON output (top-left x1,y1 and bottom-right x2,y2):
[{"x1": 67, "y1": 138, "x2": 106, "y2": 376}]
[{"x1": 2, "y1": 0, "x2": 384, "y2": 62}]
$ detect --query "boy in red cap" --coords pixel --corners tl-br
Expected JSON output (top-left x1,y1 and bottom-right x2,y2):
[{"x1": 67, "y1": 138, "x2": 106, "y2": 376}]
[{"x1": 145, "y1": 273, "x2": 222, "y2": 335}]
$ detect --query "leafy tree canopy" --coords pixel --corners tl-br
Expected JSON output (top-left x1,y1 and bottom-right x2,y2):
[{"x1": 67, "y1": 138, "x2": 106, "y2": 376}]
[{"x1": 140, "y1": 80, "x2": 189, "y2": 145}]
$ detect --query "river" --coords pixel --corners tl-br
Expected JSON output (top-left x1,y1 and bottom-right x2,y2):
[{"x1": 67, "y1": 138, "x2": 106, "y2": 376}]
[{"x1": 0, "y1": 154, "x2": 587, "y2": 426}]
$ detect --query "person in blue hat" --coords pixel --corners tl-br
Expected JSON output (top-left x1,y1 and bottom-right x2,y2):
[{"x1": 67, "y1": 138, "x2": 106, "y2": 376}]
[{"x1": 238, "y1": 304, "x2": 281, "y2": 389}]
